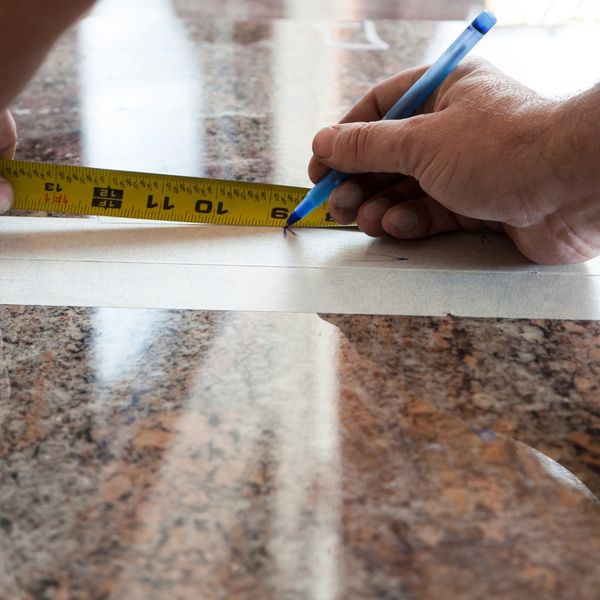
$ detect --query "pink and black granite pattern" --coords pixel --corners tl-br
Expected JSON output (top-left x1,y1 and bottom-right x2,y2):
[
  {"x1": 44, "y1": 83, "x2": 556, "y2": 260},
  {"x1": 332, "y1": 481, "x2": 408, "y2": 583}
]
[{"x1": 0, "y1": 307, "x2": 598, "y2": 599}]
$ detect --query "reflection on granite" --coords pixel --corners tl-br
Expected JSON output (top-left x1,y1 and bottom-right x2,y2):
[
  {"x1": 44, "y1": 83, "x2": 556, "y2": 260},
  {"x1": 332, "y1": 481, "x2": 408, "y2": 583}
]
[
  {"x1": 10, "y1": 16, "x2": 439, "y2": 185},
  {"x1": 326, "y1": 314, "x2": 600, "y2": 493},
  {"x1": 0, "y1": 306, "x2": 599, "y2": 598},
  {"x1": 172, "y1": 0, "x2": 480, "y2": 20}
]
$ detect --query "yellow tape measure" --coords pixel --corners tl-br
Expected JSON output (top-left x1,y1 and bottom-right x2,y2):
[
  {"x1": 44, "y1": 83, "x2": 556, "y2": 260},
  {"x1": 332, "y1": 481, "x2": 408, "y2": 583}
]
[{"x1": 0, "y1": 159, "x2": 338, "y2": 228}]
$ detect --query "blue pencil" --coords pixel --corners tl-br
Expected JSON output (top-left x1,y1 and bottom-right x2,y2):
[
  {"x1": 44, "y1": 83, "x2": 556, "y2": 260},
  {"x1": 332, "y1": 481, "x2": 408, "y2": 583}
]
[{"x1": 285, "y1": 10, "x2": 497, "y2": 231}]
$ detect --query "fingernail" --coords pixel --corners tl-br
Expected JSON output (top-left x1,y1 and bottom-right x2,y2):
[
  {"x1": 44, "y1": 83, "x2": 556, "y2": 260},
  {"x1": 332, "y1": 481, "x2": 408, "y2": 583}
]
[
  {"x1": 391, "y1": 207, "x2": 419, "y2": 233},
  {"x1": 313, "y1": 127, "x2": 338, "y2": 159},
  {"x1": 330, "y1": 182, "x2": 363, "y2": 210},
  {"x1": 0, "y1": 180, "x2": 14, "y2": 214}
]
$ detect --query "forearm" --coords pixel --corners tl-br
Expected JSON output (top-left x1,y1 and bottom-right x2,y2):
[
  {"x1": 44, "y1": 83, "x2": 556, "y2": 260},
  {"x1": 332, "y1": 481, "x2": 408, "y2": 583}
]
[{"x1": 0, "y1": 0, "x2": 95, "y2": 109}]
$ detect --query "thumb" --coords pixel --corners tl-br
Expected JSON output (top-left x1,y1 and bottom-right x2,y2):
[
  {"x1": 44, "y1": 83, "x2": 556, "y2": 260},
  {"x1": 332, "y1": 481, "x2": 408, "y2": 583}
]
[
  {"x1": 0, "y1": 177, "x2": 14, "y2": 214},
  {"x1": 312, "y1": 115, "x2": 441, "y2": 178}
]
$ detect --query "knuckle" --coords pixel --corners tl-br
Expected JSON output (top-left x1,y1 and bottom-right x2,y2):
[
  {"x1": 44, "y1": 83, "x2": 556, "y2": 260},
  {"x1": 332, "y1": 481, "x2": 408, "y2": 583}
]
[
  {"x1": 460, "y1": 56, "x2": 488, "y2": 73},
  {"x1": 398, "y1": 117, "x2": 427, "y2": 175},
  {"x1": 449, "y1": 57, "x2": 491, "y2": 85}
]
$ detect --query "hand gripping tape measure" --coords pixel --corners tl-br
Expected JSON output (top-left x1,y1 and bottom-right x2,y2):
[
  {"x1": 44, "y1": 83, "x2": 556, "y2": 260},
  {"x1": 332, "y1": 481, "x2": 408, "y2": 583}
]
[{"x1": 0, "y1": 159, "x2": 339, "y2": 228}]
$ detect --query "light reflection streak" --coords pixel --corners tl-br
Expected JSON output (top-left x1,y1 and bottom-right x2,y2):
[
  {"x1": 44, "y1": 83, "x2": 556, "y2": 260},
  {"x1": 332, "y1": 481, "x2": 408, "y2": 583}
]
[
  {"x1": 92, "y1": 307, "x2": 165, "y2": 385},
  {"x1": 269, "y1": 315, "x2": 341, "y2": 600},
  {"x1": 422, "y1": 21, "x2": 600, "y2": 97},
  {"x1": 485, "y1": 0, "x2": 600, "y2": 25},
  {"x1": 78, "y1": 0, "x2": 203, "y2": 176},
  {"x1": 105, "y1": 313, "x2": 341, "y2": 599},
  {"x1": 524, "y1": 444, "x2": 599, "y2": 502},
  {"x1": 271, "y1": 2, "x2": 343, "y2": 187}
]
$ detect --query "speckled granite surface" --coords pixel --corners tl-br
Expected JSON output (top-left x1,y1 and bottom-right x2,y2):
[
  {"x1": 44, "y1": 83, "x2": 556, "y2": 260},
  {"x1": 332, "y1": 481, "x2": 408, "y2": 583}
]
[
  {"x1": 1, "y1": 4, "x2": 599, "y2": 599},
  {"x1": 0, "y1": 308, "x2": 599, "y2": 599}
]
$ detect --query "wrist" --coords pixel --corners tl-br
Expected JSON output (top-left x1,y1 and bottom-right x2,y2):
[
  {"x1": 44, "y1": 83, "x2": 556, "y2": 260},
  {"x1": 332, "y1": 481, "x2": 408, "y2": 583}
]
[
  {"x1": 548, "y1": 86, "x2": 600, "y2": 202},
  {"x1": 532, "y1": 90, "x2": 600, "y2": 261}
]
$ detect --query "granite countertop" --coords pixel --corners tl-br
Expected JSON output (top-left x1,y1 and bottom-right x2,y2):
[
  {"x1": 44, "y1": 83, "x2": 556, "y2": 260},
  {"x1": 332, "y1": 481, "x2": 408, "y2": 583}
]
[
  {"x1": 1, "y1": 5, "x2": 599, "y2": 599},
  {"x1": 1, "y1": 307, "x2": 598, "y2": 599}
]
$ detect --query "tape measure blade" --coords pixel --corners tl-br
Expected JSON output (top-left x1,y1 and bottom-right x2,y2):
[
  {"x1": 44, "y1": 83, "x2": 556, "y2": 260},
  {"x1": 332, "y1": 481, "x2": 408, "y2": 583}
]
[{"x1": 0, "y1": 159, "x2": 342, "y2": 228}]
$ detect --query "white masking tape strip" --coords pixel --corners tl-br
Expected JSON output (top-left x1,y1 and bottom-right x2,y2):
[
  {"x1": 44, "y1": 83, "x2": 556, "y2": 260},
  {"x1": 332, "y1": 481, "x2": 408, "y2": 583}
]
[{"x1": 0, "y1": 217, "x2": 599, "y2": 319}]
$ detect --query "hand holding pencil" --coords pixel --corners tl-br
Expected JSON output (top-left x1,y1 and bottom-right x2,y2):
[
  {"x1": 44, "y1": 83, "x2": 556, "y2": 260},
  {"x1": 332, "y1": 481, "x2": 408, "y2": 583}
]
[{"x1": 309, "y1": 56, "x2": 600, "y2": 265}]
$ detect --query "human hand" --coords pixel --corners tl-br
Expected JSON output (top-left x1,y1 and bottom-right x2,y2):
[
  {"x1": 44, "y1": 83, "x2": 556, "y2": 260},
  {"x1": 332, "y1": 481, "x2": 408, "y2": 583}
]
[
  {"x1": 309, "y1": 58, "x2": 600, "y2": 264},
  {"x1": 0, "y1": 108, "x2": 16, "y2": 214}
]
